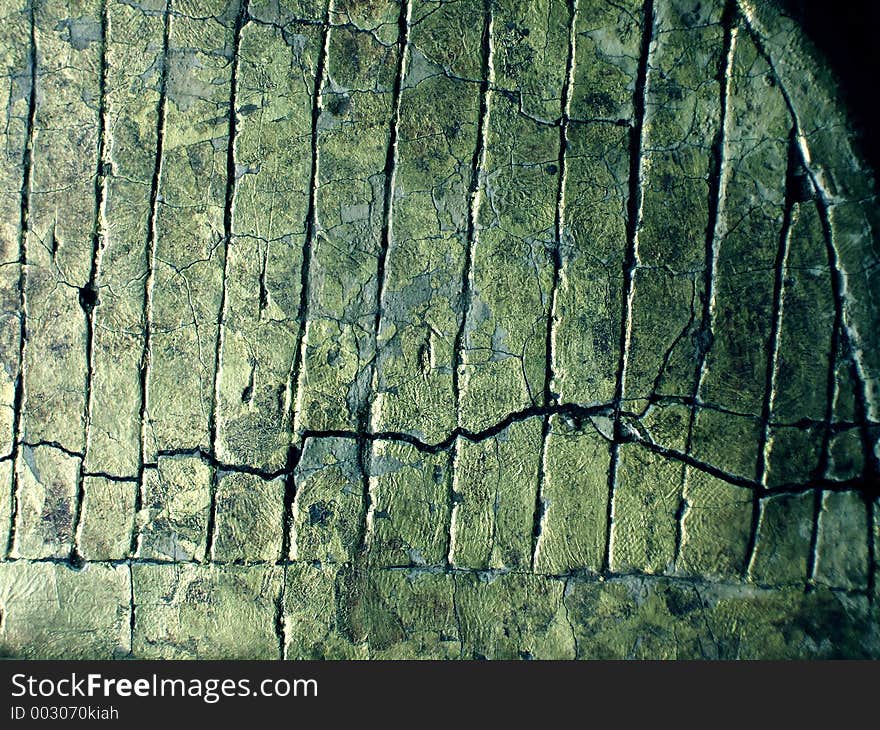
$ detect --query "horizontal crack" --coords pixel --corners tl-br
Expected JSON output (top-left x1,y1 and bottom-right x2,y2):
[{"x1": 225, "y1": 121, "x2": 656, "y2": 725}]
[
  {"x1": 302, "y1": 401, "x2": 614, "y2": 455},
  {"x1": 21, "y1": 398, "x2": 872, "y2": 500}
]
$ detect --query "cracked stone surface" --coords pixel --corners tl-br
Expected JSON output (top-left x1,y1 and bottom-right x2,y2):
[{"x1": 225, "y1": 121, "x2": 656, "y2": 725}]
[{"x1": 0, "y1": 0, "x2": 878, "y2": 659}]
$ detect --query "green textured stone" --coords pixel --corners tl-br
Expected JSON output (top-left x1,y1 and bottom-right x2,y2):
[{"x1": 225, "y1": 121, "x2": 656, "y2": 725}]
[
  {"x1": 213, "y1": 471, "x2": 284, "y2": 562},
  {"x1": 0, "y1": 460, "x2": 9, "y2": 556},
  {"x1": 371, "y1": 0, "x2": 481, "y2": 441},
  {"x1": 749, "y1": 492, "x2": 813, "y2": 584},
  {"x1": 283, "y1": 562, "x2": 366, "y2": 659},
  {"x1": 292, "y1": 436, "x2": 363, "y2": 563},
  {"x1": 79, "y1": 476, "x2": 136, "y2": 560},
  {"x1": 368, "y1": 570, "x2": 460, "y2": 659},
  {"x1": 0, "y1": 4, "x2": 28, "y2": 460},
  {"x1": 0, "y1": 562, "x2": 130, "y2": 659},
  {"x1": 611, "y1": 406, "x2": 689, "y2": 574},
  {"x1": 0, "y1": 0, "x2": 876, "y2": 659},
  {"x1": 455, "y1": 572, "x2": 575, "y2": 659},
  {"x1": 565, "y1": 575, "x2": 878, "y2": 659},
  {"x1": 535, "y1": 415, "x2": 610, "y2": 574},
  {"x1": 132, "y1": 563, "x2": 281, "y2": 659},
  {"x1": 679, "y1": 470, "x2": 752, "y2": 579},
  {"x1": 451, "y1": 420, "x2": 540, "y2": 570},
  {"x1": 215, "y1": 19, "x2": 319, "y2": 472},
  {"x1": 13, "y1": 444, "x2": 78, "y2": 559},
  {"x1": 297, "y1": 22, "x2": 394, "y2": 433},
  {"x1": 86, "y1": 0, "x2": 166, "y2": 477},
  {"x1": 148, "y1": 3, "x2": 229, "y2": 455},
  {"x1": 22, "y1": 0, "x2": 100, "y2": 453},
  {"x1": 136, "y1": 457, "x2": 211, "y2": 562},
  {"x1": 368, "y1": 440, "x2": 449, "y2": 567},
  {"x1": 815, "y1": 491, "x2": 869, "y2": 591}
]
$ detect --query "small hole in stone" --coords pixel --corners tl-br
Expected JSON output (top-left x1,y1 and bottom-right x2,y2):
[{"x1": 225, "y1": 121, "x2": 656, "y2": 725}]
[{"x1": 78, "y1": 284, "x2": 99, "y2": 312}]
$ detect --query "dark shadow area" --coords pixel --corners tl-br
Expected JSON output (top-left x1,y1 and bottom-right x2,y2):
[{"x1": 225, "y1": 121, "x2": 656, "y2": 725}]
[{"x1": 777, "y1": 0, "x2": 880, "y2": 176}]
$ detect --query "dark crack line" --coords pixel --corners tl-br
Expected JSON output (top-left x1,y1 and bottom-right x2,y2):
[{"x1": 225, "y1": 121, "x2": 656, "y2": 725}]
[
  {"x1": 153, "y1": 446, "x2": 289, "y2": 480},
  {"x1": 817, "y1": 293, "x2": 844, "y2": 474},
  {"x1": 866, "y1": 489, "x2": 876, "y2": 601},
  {"x1": 303, "y1": 403, "x2": 613, "y2": 455},
  {"x1": 155, "y1": 406, "x2": 877, "y2": 498},
  {"x1": 673, "y1": 1, "x2": 736, "y2": 570},
  {"x1": 82, "y1": 471, "x2": 136, "y2": 483},
  {"x1": 629, "y1": 432, "x2": 876, "y2": 497},
  {"x1": 646, "y1": 393, "x2": 879, "y2": 432},
  {"x1": 281, "y1": 0, "x2": 333, "y2": 564},
  {"x1": 205, "y1": 0, "x2": 249, "y2": 563},
  {"x1": 18, "y1": 401, "x2": 879, "y2": 508},
  {"x1": 274, "y1": 563, "x2": 288, "y2": 659},
  {"x1": 805, "y1": 486, "x2": 824, "y2": 591},
  {"x1": 70, "y1": 0, "x2": 111, "y2": 568},
  {"x1": 532, "y1": 0, "x2": 578, "y2": 572},
  {"x1": 20, "y1": 440, "x2": 83, "y2": 460},
  {"x1": 127, "y1": 559, "x2": 136, "y2": 656},
  {"x1": 5, "y1": 0, "x2": 37, "y2": 560},
  {"x1": 603, "y1": 0, "x2": 654, "y2": 575},
  {"x1": 131, "y1": 0, "x2": 173, "y2": 558}
]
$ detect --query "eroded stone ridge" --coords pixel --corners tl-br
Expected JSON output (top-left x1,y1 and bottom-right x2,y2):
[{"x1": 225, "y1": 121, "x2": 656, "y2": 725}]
[{"x1": 0, "y1": 0, "x2": 877, "y2": 658}]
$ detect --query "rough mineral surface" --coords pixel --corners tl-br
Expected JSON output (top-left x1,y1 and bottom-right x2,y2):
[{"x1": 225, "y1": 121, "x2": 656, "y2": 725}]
[{"x1": 0, "y1": 0, "x2": 878, "y2": 659}]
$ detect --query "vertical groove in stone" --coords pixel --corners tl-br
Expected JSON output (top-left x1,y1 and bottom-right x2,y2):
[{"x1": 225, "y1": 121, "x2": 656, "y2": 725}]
[
  {"x1": 445, "y1": 0, "x2": 494, "y2": 568},
  {"x1": 602, "y1": 0, "x2": 655, "y2": 574},
  {"x1": 281, "y1": 0, "x2": 333, "y2": 564},
  {"x1": 811, "y1": 176, "x2": 879, "y2": 599},
  {"x1": 358, "y1": 0, "x2": 413, "y2": 555},
  {"x1": 805, "y1": 486, "x2": 823, "y2": 589},
  {"x1": 740, "y1": 7, "x2": 880, "y2": 593},
  {"x1": 745, "y1": 128, "x2": 799, "y2": 577},
  {"x1": 808, "y1": 290, "x2": 844, "y2": 587},
  {"x1": 672, "y1": 2, "x2": 737, "y2": 569},
  {"x1": 357, "y1": 0, "x2": 412, "y2": 552},
  {"x1": 127, "y1": 559, "x2": 136, "y2": 656},
  {"x1": 739, "y1": 8, "x2": 877, "y2": 435},
  {"x1": 130, "y1": 0, "x2": 173, "y2": 558},
  {"x1": 799, "y1": 128, "x2": 877, "y2": 597},
  {"x1": 71, "y1": 0, "x2": 111, "y2": 566},
  {"x1": 274, "y1": 565, "x2": 287, "y2": 659},
  {"x1": 6, "y1": 0, "x2": 38, "y2": 558},
  {"x1": 205, "y1": 0, "x2": 249, "y2": 562},
  {"x1": 531, "y1": 0, "x2": 578, "y2": 572},
  {"x1": 851, "y1": 359, "x2": 877, "y2": 598}
]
